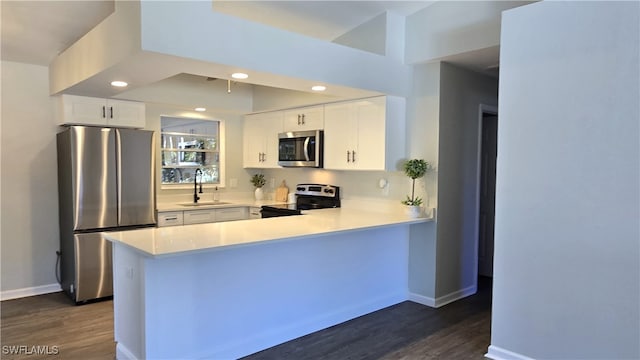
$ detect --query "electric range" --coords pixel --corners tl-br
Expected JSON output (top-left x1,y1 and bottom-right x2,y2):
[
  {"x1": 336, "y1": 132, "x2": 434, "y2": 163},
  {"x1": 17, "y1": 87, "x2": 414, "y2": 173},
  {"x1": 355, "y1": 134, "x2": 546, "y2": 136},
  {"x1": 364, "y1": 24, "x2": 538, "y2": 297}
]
[{"x1": 260, "y1": 184, "x2": 340, "y2": 218}]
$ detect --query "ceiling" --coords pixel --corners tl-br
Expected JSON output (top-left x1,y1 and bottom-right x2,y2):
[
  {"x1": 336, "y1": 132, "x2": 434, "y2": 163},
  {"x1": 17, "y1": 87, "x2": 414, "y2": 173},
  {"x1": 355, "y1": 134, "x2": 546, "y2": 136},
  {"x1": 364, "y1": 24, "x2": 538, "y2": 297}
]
[
  {"x1": 1, "y1": 1, "x2": 115, "y2": 65},
  {"x1": 1, "y1": 0, "x2": 434, "y2": 67},
  {"x1": 213, "y1": 1, "x2": 434, "y2": 40},
  {"x1": 1, "y1": 0, "x2": 498, "y2": 95}
]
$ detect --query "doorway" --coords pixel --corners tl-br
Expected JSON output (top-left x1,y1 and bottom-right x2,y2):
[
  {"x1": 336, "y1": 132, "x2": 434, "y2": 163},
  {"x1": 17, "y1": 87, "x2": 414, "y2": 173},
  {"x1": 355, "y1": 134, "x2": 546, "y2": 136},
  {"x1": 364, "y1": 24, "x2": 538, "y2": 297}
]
[{"x1": 477, "y1": 106, "x2": 498, "y2": 278}]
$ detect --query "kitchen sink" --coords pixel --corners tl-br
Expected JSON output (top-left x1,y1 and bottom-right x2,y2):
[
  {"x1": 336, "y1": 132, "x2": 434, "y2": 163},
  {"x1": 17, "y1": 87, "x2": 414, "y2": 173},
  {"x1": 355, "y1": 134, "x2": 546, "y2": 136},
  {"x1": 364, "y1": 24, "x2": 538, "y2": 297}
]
[{"x1": 180, "y1": 201, "x2": 231, "y2": 207}]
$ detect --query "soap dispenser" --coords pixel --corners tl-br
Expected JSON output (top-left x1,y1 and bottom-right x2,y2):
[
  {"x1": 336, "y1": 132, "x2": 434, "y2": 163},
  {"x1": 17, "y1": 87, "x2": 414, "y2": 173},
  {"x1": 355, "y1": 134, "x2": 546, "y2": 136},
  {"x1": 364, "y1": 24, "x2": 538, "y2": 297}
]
[{"x1": 213, "y1": 186, "x2": 220, "y2": 203}]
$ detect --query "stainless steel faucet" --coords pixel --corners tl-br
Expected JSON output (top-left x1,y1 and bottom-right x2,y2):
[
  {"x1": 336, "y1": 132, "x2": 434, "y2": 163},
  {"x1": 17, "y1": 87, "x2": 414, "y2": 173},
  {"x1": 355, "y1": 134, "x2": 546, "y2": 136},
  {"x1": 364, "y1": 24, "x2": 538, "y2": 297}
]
[{"x1": 193, "y1": 168, "x2": 203, "y2": 203}]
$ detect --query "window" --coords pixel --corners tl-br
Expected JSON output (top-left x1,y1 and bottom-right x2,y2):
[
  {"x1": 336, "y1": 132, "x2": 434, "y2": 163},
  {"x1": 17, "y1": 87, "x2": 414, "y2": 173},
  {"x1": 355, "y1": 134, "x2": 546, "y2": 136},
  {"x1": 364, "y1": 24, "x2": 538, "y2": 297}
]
[{"x1": 160, "y1": 116, "x2": 223, "y2": 186}]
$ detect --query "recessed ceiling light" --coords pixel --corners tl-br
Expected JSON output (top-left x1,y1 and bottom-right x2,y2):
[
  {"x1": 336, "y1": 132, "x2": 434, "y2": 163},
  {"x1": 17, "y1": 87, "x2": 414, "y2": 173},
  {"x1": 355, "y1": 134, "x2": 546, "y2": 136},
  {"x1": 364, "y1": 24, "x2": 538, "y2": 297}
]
[
  {"x1": 231, "y1": 73, "x2": 248, "y2": 79},
  {"x1": 110, "y1": 80, "x2": 128, "y2": 87},
  {"x1": 194, "y1": 107, "x2": 206, "y2": 112},
  {"x1": 311, "y1": 85, "x2": 326, "y2": 91}
]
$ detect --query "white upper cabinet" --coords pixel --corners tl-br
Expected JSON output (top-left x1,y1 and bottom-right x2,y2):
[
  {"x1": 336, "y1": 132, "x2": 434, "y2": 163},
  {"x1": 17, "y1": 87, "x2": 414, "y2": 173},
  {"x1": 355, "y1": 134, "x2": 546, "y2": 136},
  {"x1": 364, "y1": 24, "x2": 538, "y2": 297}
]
[
  {"x1": 324, "y1": 96, "x2": 405, "y2": 171},
  {"x1": 57, "y1": 94, "x2": 145, "y2": 128},
  {"x1": 283, "y1": 105, "x2": 324, "y2": 131},
  {"x1": 243, "y1": 111, "x2": 283, "y2": 168}
]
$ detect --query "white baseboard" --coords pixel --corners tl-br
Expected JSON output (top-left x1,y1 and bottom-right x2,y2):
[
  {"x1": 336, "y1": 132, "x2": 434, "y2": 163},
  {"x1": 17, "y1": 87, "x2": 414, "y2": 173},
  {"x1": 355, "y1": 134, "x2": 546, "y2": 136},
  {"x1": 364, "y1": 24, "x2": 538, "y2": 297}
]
[
  {"x1": 485, "y1": 345, "x2": 536, "y2": 360},
  {"x1": 435, "y1": 284, "x2": 477, "y2": 307},
  {"x1": 408, "y1": 284, "x2": 477, "y2": 308},
  {"x1": 195, "y1": 292, "x2": 406, "y2": 359},
  {"x1": 116, "y1": 343, "x2": 139, "y2": 360},
  {"x1": 407, "y1": 292, "x2": 436, "y2": 307},
  {"x1": 1, "y1": 283, "x2": 62, "y2": 301}
]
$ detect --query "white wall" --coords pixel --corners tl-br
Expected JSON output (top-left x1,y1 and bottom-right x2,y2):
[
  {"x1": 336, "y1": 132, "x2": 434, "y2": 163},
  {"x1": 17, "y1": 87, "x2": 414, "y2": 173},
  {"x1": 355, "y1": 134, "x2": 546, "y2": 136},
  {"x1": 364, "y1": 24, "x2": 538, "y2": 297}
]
[
  {"x1": 49, "y1": 1, "x2": 140, "y2": 95},
  {"x1": 138, "y1": 1, "x2": 412, "y2": 97},
  {"x1": 1, "y1": 61, "x2": 60, "y2": 297},
  {"x1": 436, "y1": 62, "x2": 498, "y2": 297},
  {"x1": 333, "y1": 12, "x2": 387, "y2": 56},
  {"x1": 405, "y1": 62, "x2": 441, "y2": 302},
  {"x1": 405, "y1": 1, "x2": 532, "y2": 64},
  {"x1": 489, "y1": 2, "x2": 639, "y2": 359},
  {"x1": 404, "y1": 61, "x2": 499, "y2": 305},
  {"x1": 251, "y1": 86, "x2": 344, "y2": 113}
]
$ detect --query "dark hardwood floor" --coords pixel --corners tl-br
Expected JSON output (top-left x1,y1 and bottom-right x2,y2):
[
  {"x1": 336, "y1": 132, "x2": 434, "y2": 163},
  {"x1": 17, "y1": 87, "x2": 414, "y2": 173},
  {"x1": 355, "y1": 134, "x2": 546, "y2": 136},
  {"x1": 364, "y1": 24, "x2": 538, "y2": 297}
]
[
  {"x1": 243, "y1": 277, "x2": 492, "y2": 360},
  {"x1": 1, "y1": 278, "x2": 491, "y2": 360},
  {"x1": 1, "y1": 292, "x2": 115, "y2": 360}
]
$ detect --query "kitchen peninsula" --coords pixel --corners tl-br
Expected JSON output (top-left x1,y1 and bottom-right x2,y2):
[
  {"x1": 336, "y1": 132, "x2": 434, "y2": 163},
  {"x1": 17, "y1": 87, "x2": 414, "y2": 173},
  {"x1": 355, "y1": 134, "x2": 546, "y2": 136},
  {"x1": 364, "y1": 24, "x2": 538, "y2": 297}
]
[{"x1": 103, "y1": 208, "x2": 433, "y2": 360}]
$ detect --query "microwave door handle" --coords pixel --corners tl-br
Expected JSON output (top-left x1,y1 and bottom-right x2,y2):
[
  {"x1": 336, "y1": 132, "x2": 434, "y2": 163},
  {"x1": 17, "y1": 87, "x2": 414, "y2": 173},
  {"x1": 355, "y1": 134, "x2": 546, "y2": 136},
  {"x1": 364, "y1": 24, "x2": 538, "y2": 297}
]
[{"x1": 303, "y1": 137, "x2": 311, "y2": 161}]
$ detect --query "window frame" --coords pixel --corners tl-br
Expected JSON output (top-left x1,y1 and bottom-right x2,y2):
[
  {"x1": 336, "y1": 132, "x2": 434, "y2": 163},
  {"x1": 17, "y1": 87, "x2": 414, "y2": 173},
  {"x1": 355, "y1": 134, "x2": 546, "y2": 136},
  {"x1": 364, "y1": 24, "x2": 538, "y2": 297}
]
[{"x1": 159, "y1": 115, "x2": 225, "y2": 190}]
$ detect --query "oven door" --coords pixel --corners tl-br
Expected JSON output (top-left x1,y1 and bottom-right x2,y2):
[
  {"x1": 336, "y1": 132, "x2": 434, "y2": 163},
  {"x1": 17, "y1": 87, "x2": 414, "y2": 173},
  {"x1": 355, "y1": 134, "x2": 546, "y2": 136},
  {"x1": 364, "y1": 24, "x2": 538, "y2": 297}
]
[{"x1": 278, "y1": 130, "x2": 323, "y2": 167}]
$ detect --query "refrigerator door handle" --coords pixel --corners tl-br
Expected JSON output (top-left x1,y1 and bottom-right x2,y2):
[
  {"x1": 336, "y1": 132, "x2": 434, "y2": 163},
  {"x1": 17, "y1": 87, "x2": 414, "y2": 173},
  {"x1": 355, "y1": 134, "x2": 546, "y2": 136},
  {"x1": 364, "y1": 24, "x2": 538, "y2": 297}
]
[{"x1": 116, "y1": 130, "x2": 123, "y2": 225}]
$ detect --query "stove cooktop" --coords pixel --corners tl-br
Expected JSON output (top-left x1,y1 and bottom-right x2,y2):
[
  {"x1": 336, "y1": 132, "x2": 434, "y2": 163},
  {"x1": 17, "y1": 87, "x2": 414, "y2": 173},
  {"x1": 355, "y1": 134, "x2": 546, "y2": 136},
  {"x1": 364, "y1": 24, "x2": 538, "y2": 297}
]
[{"x1": 260, "y1": 184, "x2": 340, "y2": 218}]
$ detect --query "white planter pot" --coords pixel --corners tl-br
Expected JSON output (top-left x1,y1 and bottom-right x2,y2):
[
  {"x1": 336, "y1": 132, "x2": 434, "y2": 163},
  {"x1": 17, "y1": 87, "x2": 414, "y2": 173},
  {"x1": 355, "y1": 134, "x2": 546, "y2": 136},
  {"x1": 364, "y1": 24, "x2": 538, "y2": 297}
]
[
  {"x1": 404, "y1": 205, "x2": 422, "y2": 218},
  {"x1": 254, "y1": 187, "x2": 264, "y2": 201}
]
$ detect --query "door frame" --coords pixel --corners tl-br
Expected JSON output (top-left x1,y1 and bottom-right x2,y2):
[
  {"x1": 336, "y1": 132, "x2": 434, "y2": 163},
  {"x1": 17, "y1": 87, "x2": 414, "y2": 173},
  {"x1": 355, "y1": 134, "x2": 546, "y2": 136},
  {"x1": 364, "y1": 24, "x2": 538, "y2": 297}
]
[{"x1": 473, "y1": 104, "x2": 499, "y2": 282}]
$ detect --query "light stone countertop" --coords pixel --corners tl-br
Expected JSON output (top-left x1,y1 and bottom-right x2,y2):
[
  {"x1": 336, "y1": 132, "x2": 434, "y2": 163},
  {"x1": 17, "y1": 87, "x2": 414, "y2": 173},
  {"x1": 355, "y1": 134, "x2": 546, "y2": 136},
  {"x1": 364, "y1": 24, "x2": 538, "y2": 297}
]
[{"x1": 102, "y1": 207, "x2": 432, "y2": 258}]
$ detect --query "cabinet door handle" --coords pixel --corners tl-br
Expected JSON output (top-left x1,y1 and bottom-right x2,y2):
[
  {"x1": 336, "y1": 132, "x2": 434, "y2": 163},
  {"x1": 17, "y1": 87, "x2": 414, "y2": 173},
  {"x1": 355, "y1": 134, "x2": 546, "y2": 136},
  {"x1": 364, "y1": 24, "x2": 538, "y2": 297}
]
[
  {"x1": 301, "y1": 114, "x2": 305, "y2": 125},
  {"x1": 258, "y1": 152, "x2": 262, "y2": 162},
  {"x1": 352, "y1": 150, "x2": 356, "y2": 162},
  {"x1": 102, "y1": 106, "x2": 106, "y2": 118},
  {"x1": 109, "y1": 106, "x2": 114, "y2": 119},
  {"x1": 165, "y1": 217, "x2": 178, "y2": 221},
  {"x1": 262, "y1": 153, "x2": 266, "y2": 162},
  {"x1": 297, "y1": 114, "x2": 301, "y2": 125},
  {"x1": 347, "y1": 150, "x2": 351, "y2": 163}
]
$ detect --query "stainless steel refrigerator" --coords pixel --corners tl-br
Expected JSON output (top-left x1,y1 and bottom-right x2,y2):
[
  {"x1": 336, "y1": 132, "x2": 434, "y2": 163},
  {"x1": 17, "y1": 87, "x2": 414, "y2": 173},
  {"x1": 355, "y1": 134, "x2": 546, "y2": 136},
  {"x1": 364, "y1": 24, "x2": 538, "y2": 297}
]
[{"x1": 57, "y1": 126, "x2": 156, "y2": 303}]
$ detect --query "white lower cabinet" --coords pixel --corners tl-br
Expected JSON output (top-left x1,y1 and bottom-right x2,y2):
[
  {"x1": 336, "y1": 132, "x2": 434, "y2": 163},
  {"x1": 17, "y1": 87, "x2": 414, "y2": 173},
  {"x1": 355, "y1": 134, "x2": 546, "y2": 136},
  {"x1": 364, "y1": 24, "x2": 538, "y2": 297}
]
[
  {"x1": 183, "y1": 209, "x2": 217, "y2": 225},
  {"x1": 215, "y1": 207, "x2": 248, "y2": 222},
  {"x1": 158, "y1": 207, "x2": 250, "y2": 227},
  {"x1": 158, "y1": 211, "x2": 184, "y2": 227},
  {"x1": 248, "y1": 207, "x2": 262, "y2": 219}
]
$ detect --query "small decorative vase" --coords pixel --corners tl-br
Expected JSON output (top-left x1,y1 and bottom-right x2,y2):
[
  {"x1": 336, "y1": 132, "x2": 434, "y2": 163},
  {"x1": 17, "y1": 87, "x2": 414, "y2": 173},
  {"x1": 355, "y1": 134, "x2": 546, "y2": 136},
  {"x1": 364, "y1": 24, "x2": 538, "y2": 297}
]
[
  {"x1": 405, "y1": 205, "x2": 422, "y2": 218},
  {"x1": 254, "y1": 187, "x2": 264, "y2": 201}
]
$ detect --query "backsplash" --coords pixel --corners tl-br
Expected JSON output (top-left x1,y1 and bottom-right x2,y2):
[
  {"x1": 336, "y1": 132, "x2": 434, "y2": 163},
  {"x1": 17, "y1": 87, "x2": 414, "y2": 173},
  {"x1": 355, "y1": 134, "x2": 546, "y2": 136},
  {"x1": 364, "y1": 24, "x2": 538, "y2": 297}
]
[
  {"x1": 158, "y1": 166, "x2": 437, "y2": 209},
  {"x1": 255, "y1": 167, "x2": 436, "y2": 209}
]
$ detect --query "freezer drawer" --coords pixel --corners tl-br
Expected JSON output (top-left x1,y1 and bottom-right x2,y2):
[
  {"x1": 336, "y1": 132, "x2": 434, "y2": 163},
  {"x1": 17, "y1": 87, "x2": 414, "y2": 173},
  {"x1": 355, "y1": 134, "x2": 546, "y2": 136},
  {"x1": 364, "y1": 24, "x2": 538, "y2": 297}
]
[{"x1": 74, "y1": 232, "x2": 113, "y2": 302}]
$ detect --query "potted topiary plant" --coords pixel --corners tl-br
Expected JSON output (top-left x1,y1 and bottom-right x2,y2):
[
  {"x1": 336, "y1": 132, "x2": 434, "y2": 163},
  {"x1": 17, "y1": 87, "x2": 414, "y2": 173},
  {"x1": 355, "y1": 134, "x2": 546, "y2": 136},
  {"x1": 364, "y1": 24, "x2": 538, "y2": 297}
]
[
  {"x1": 250, "y1": 173, "x2": 266, "y2": 200},
  {"x1": 401, "y1": 159, "x2": 431, "y2": 217}
]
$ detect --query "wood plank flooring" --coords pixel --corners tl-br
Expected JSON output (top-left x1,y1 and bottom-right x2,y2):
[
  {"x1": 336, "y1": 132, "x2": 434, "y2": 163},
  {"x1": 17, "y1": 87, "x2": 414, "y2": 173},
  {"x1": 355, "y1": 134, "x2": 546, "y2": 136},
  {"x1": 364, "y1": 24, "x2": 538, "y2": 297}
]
[
  {"x1": 243, "y1": 277, "x2": 492, "y2": 360},
  {"x1": 1, "y1": 278, "x2": 491, "y2": 359},
  {"x1": 1, "y1": 293, "x2": 115, "y2": 360}
]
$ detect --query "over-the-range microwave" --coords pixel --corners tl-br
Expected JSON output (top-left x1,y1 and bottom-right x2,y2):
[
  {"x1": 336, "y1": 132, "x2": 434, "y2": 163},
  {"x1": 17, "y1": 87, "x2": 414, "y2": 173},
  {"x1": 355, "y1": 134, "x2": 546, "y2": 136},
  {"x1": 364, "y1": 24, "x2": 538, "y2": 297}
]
[{"x1": 278, "y1": 130, "x2": 323, "y2": 167}]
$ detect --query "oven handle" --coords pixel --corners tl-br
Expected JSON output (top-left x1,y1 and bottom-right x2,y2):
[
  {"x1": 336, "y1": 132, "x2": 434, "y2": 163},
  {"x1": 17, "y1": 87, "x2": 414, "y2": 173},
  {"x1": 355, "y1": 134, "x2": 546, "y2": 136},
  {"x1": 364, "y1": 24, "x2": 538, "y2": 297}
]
[{"x1": 303, "y1": 136, "x2": 311, "y2": 161}]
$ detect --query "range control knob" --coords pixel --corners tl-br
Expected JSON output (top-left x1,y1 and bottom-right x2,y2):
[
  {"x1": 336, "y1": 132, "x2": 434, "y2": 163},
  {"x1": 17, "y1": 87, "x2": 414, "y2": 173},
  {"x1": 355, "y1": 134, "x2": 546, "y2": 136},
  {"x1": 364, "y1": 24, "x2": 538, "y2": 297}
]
[
  {"x1": 324, "y1": 188, "x2": 334, "y2": 194},
  {"x1": 296, "y1": 187, "x2": 305, "y2": 191}
]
